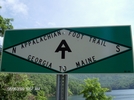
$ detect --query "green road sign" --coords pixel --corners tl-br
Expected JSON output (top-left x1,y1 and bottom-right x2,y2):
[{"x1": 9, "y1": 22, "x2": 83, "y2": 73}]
[{"x1": 0, "y1": 26, "x2": 133, "y2": 73}]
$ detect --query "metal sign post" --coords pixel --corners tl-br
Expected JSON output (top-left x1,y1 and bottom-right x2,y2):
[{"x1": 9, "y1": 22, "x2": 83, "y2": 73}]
[{"x1": 56, "y1": 74, "x2": 68, "y2": 100}]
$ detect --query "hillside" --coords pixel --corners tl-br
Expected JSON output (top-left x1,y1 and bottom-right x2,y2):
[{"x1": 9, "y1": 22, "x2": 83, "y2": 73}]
[
  {"x1": 28, "y1": 73, "x2": 134, "y2": 97},
  {"x1": 69, "y1": 74, "x2": 134, "y2": 89}
]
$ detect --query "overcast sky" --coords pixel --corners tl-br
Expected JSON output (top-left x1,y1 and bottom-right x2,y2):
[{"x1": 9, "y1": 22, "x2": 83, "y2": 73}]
[{"x1": 1, "y1": 0, "x2": 134, "y2": 45}]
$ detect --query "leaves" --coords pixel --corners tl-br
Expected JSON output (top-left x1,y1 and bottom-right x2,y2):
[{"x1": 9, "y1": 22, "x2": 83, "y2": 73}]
[
  {"x1": 0, "y1": 15, "x2": 13, "y2": 36},
  {"x1": 0, "y1": 73, "x2": 34, "y2": 100},
  {"x1": 68, "y1": 78, "x2": 82, "y2": 95},
  {"x1": 28, "y1": 74, "x2": 56, "y2": 97},
  {"x1": 80, "y1": 78, "x2": 113, "y2": 100},
  {"x1": 70, "y1": 74, "x2": 134, "y2": 90},
  {"x1": 0, "y1": 6, "x2": 13, "y2": 36},
  {"x1": 36, "y1": 90, "x2": 47, "y2": 100}
]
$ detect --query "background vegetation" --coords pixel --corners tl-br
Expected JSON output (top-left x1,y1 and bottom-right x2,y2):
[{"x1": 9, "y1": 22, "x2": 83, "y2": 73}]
[{"x1": 1, "y1": 73, "x2": 134, "y2": 99}]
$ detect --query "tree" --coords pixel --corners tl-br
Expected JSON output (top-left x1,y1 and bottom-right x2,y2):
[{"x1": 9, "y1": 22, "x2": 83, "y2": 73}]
[
  {"x1": 36, "y1": 90, "x2": 47, "y2": 100},
  {"x1": 29, "y1": 74, "x2": 56, "y2": 97},
  {"x1": 0, "y1": 6, "x2": 13, "y2": 36},
  {"x1": 68, "y1": 78, "x2": 82, "y2": 95},
  {"x1": 80, "y1": 78, "x2": 112, "y2": 100},
  {"x1": 0, "y1": 73, "x2": 34, "y2": 100}
]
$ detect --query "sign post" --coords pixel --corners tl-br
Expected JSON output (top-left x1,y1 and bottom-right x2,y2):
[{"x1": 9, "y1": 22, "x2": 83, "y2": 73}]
[{"x1": 56, "y1": 74, "x2": 68, "y2": 100}]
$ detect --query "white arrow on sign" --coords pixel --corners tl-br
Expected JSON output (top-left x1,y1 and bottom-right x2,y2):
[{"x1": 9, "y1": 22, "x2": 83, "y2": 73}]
[{"x1": 4, "y1": 29, "x2": 130, "y2": 72}]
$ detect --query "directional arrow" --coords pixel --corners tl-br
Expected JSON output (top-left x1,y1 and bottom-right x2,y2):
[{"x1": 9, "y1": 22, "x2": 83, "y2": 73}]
[{"x1": 55, "y1": 40, "x2": 72, "y2": 59}]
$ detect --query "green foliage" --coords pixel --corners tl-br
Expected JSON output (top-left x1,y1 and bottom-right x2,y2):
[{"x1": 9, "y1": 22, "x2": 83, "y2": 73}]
[
  {"x1": 0, "y1": 16, "x2": 13, "y2": 35},
  {"x1": 68, "y1": 78, "x2": 82, "y2": 95},
  {"x1": 28, "y1": 74, "x2": 56, "y2": 97},
  {"x1": 0, "y1": 6, "x2": 13, "y2": 36},
  {"x1": 29, "y1": 74, "x2": 83, "y2": 97},
  {"x1": 0, "y1": 73, "x2": 33, "y2": 100},
  {"x1": 68, "y1": 88, "x2": 73, "y2": 96},
  {"x1": 70, "y1": 74, "x2": 134, "y2": 90},
  {"x1": 24, "y1": 93, "x2": 36, "y2": 100},
  {"x1": 80, "y1": 78, "x2": 112, "y2": 100},
  {"x1": 36, "y1": 90, "x2": 47, "y2": 100}
]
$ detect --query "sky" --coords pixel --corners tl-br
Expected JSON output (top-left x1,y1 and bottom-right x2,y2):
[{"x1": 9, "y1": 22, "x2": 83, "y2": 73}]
[{"x1": 0, "y1": 0, "x2": 134, "y2": 45}]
